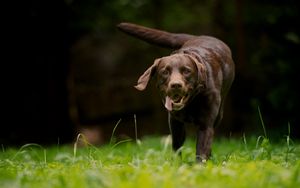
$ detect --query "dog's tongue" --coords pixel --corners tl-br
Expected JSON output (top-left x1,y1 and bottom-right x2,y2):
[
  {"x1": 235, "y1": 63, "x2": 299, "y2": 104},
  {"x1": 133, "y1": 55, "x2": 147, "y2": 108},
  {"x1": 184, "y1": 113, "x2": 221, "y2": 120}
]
[{"x1": 164, "y1": 96, "x2": 173, "y2": 111}]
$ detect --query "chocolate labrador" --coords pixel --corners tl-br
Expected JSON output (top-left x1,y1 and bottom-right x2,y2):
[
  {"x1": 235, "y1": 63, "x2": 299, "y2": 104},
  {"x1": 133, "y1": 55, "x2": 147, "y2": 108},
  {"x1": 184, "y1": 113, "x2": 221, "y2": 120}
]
[{"x1": 117, "y1": 22, "x2": 235, "y2": 162}]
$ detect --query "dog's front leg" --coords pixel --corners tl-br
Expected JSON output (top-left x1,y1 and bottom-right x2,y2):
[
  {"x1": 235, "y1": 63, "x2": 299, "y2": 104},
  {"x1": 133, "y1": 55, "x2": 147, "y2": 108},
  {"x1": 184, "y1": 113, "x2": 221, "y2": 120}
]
[
  {"x1": 196, "y1": 126, "x2": 214, "y2": 162},
  {"x1": 169, "y1": 114, "x2": 186, "y2": 155},
  {"x1": 195, "y1": 94, "x2": 220, "y2": 162}
]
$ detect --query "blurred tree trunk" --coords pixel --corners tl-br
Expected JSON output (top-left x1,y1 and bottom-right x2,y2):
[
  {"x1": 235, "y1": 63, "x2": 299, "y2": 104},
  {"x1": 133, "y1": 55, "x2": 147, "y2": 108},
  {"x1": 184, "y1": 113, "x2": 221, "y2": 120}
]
[{"x1": 235, "y1": 0, "x2": 246, "y2": 73}]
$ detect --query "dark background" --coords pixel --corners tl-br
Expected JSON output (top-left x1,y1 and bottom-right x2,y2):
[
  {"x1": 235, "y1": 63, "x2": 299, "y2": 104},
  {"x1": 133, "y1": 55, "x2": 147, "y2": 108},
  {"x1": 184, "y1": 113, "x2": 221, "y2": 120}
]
[{"x1": 2, "y1": 0, "x2": 299, "y2": 146}]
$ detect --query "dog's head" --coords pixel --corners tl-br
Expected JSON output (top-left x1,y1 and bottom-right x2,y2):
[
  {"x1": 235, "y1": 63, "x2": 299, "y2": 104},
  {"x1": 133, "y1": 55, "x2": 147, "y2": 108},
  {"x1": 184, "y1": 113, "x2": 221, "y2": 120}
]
[{"x1": 135, "y1": 54, "x2": 206, "y2": 111}]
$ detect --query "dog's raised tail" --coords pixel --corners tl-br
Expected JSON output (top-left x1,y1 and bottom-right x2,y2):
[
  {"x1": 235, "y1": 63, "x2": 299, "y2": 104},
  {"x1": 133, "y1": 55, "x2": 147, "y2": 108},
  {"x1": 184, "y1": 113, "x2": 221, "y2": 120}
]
[{"x1": 117, "y1": 22, "x2": 195, "y2": 49}]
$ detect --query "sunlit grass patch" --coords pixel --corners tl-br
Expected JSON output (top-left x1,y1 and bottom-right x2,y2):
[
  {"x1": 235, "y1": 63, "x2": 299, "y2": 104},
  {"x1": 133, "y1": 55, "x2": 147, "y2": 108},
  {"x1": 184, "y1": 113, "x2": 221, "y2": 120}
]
[{"x1": 0, "y1": 136, "x2": 299, "y2": 188}]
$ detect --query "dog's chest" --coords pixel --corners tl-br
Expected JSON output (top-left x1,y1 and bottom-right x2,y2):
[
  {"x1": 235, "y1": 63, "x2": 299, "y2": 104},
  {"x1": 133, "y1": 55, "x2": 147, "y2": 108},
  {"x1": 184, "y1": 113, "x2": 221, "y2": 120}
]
[
  {"x1": 171, "y1": 111, "x2": 195, "y2": 124},
  {"x1": 169, "y1": 93, "x2": 212, "y2": 126}
]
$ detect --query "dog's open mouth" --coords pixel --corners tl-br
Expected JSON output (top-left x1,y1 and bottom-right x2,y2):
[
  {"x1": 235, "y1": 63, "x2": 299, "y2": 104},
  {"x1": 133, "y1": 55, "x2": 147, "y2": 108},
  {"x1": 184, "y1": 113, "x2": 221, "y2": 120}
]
[{"x1": 164, "y1": 94, "x2": 188, "y2": 111}]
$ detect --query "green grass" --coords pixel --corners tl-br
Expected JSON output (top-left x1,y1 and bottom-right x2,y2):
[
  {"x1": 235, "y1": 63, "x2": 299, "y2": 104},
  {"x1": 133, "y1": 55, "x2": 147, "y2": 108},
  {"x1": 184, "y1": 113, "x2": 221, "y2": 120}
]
[{"x1": 0, "y1": 135, "x2": 299, "y2": 188}]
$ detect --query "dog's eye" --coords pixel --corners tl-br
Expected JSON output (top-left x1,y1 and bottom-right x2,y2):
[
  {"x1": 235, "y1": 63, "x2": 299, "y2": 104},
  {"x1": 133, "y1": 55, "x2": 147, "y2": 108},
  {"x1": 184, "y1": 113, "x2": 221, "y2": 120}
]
[
  {"x1": 160, "y1": 69, "x2": 170, "y2": 77},
  {"x1": 182, "y1": 67, "x2": 192, "y2": 76}
]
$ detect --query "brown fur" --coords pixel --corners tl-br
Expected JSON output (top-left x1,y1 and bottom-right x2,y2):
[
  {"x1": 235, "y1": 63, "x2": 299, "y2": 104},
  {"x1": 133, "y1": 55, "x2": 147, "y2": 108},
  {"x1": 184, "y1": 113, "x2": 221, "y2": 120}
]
[{"x1": 118, "y1": 23, "x2": 235, "y2": 162}]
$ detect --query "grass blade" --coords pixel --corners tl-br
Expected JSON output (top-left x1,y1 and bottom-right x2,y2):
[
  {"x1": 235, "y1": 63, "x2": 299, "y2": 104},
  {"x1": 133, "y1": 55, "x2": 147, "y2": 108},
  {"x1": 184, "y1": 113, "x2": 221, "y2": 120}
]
[
  {"x1": 134, "y1": 114, "x2": 138, "y2": 143},
  {"x1": 257, "y1": 106, "x2": 267, "y2": 138},
  {"x1": 110, "y1": 119, "x2": 122, "y2": 145}
]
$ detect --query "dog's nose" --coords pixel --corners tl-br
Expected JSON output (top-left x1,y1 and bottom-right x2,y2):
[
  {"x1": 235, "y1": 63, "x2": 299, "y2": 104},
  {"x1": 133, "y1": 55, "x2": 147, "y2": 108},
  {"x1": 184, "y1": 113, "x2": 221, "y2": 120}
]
[{"x1": 170, "y1": 82, "x2": 183, "y2": 89}]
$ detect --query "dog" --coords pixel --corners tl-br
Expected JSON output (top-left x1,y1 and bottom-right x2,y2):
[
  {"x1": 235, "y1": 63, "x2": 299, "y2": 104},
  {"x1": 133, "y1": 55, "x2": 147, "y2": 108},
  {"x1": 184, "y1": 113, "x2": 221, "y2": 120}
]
[{"x1": 117, "y1": 22, "x2": 235, "y2": 162}]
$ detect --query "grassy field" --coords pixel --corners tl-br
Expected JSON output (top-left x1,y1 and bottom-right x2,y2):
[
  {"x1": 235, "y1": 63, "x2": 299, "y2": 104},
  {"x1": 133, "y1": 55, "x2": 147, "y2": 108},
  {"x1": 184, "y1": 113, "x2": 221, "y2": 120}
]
[{"x1": 0, "y1": 134, "x2": 299, "y2": 188}]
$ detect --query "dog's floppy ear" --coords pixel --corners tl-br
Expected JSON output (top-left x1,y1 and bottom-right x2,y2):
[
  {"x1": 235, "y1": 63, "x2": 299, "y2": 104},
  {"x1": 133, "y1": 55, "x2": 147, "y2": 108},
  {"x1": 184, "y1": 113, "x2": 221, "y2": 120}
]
[
  {"x1": 185, "y1": 54, "x2": 207, "y2": 88},
  {"x1": 135, "y1": 58, "x2": 161, "y2": 91}
]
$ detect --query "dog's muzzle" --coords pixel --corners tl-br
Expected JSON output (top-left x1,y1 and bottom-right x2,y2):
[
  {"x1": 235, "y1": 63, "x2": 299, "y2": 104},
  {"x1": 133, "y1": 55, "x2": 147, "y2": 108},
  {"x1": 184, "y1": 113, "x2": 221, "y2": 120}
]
[{"x1": 164, "y1": 91, "x2": 190, "y2": 111}]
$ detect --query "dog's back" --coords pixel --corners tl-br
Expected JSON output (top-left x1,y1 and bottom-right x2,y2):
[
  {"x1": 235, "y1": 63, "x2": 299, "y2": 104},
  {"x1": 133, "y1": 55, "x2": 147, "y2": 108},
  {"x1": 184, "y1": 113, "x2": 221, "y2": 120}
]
[{"x1": 117, "y1": 22, "x2": 230, "y2": 54}]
